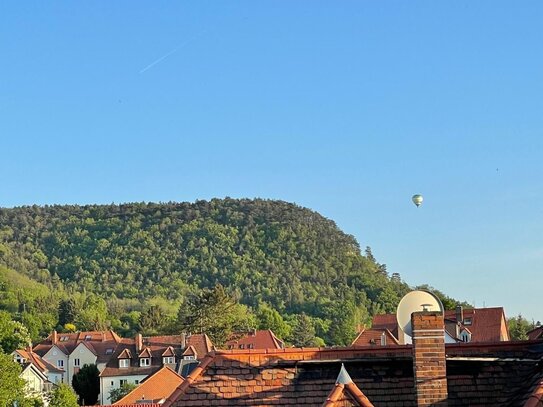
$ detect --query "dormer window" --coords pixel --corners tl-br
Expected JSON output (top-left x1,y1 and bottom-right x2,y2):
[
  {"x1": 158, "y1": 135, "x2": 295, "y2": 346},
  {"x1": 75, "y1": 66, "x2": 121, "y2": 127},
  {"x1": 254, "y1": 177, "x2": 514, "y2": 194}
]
[
  {"x1": 119, "y1": 359, "x2": 129, "y2": 368},
  {"x1": 84, "y1": 335, "x2": 92, "y2": 341},
  {"x1": 460, "y1": 330, "x2": 472, "y2": 343},
  {"x1": 14, "y1": 355, "x2": 26, "y2": 364},
  {"x1": 60, "y1": 336, "x2": 69, "y2": 342},
  {"x1": 163, "y1": 356, "x2": 175, "y2": 364},
  {"x1": 140, "y1": 358, "x2": 150, "y2": 367},
  {"x1": 183, "y1": 355, "x2": 195, "y2": 361}
]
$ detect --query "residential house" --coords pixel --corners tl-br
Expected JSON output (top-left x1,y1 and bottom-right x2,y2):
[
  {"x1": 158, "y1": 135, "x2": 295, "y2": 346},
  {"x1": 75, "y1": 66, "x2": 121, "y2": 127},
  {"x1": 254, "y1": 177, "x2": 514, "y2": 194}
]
[
  {"x1": 160, "y1": 311, "x2": 543, "y2": 407},
  {"x1": 113, "y1": 366, "x2": 184, "y2": 405},
  {"x1": 225, "y1": 329, "x2": 284, "y2": 350},
  {"x1": 32, "y1": 330, "x2": 122, "y2": 384},
  {"x1": 99, "y1": 333, "x2": 212, "y2": 405},
  {"x1": 369, "y1": 306, "x2": 510, "y2": 344},
  {"x1": 13, "y1": 347, "x2": 64, "y2": 386}
]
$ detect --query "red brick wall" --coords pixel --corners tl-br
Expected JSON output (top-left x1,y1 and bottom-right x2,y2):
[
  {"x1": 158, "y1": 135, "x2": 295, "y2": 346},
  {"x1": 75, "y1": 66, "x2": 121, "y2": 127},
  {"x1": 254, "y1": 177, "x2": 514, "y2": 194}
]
[{"x1": 411, "y1": 311, "x2": 447, "y2": 406}]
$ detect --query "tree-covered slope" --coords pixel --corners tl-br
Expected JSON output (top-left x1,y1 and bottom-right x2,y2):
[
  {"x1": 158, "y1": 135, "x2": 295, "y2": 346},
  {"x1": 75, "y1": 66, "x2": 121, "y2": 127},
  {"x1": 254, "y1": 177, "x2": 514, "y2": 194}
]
[{"x1": 0, "y1": 199, "x2": 412, "y2": 344}]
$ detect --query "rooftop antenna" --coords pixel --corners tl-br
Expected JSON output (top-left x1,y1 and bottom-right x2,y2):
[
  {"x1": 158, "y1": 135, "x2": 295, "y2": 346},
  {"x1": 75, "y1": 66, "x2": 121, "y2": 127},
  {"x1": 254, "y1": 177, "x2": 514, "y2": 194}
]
[{"x1": 396, "y1": 289, "x2": 444, "y2": 338}]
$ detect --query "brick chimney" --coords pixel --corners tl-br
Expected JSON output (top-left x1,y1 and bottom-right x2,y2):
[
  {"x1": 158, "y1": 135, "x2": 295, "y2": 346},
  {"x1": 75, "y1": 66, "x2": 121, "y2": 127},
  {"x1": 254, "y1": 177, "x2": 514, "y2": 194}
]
[
  {"x1": 135, "y1": 333, "x2": 143, "y2": 353},
  {"x1": 411, "y1": 311, "x2": 448, "y2": 406},
  {"x1": 52, "y1": 330, "x2": 58, "y2": 345}
]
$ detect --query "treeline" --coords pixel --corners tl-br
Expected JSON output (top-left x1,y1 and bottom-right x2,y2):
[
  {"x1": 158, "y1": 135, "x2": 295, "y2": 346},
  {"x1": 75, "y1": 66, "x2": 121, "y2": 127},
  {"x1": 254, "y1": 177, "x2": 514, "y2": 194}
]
[{"x1": 0, "y1": 198, "x2": 448, "y2": 345}]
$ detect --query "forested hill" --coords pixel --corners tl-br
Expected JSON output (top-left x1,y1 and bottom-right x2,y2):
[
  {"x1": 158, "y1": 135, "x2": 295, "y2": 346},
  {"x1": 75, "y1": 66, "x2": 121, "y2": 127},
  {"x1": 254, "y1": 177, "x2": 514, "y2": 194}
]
[{"x1": 0, "y1": 198, "x2": 430, "y2": 345}]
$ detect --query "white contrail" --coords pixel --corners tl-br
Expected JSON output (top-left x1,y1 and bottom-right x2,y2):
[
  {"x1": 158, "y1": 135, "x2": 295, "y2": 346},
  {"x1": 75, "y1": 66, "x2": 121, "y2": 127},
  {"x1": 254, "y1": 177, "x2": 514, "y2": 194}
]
[{"x1": 139, "y1": 30, "x2": 207, "y2": 74}]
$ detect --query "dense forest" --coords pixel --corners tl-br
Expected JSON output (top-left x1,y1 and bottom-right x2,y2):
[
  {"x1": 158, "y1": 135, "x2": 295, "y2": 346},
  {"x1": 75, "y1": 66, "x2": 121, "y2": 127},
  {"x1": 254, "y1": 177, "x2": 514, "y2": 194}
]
[{"x1": 0, "y1": 198, "x2": 463, "y2": 346}]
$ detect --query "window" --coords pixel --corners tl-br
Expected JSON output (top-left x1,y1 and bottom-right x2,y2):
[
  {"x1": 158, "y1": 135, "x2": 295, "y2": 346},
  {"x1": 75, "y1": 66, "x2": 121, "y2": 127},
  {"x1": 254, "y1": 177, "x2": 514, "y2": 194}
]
[
  {"x1": 460, "y1": 331, "x2": 471, "y2": 342},
  {"x1": 105, "y1": 348, "x2": 114, "y2": 355},
  {"x1": 120, "y1": 379, "x2": 127, "y2": 385},
  {"x1": 140, "y1": 358, "x2": 150, "y2": 367},
  {"x1": 239, "y1": 344, "x2": 245, "y2": 349},
  {"x1": 163, "y1": 356, "x2": 175, "y2": 364},
  {"x1": 135, "y1": 380, "x2": 139, "y2": 384},
  {"x1": 464, "y1": 318, "x2": 473, "y2": 326},
  {"x1": 110, "y1": 381, "x2": 114, "y2": 386},
  {"x1": 248, "y1": 343, "x2": 254, "y2": 349},
  {"x1": 14, "y1": 355, "x2": 26, "y2": 363},
  {"x1": 60, "y1": 336, "x2": 69, "y2": 342},
  {"x1": 85, "y1": 335, "x2": 92, "y2": 341},
  {"x1": 183, "y1": 355, "x2": 195, "y2": 361},
  {"x1": 74, "y1": 358, "x2": 80, "y2": 367},
  {"x1": 119, "y1": 359, "x2": 129, "y2": 368},
  {"x1": 57, "y1": 360, "x2": 64, "y2": 368}
]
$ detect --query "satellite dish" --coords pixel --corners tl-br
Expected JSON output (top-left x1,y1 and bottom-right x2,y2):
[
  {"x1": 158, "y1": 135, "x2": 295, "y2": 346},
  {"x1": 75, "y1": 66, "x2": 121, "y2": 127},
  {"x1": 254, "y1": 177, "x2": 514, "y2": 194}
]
[
  {"x1": 412, "y1": 194, "x2": 423, "y2": 207},
  {"x1": 396, "y1": 290, "x2": 444, "y2": 337}
]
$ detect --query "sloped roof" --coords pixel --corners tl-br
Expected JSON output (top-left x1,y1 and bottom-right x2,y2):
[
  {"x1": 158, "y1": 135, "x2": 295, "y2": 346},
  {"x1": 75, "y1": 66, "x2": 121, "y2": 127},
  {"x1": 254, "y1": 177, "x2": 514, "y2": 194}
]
[
  {"x1": 161, "y1": 341, "x2": 543, "y2": 406},
  {"x1": 117, "y1": 349, "x2": 133, "y2": 359},
  {"x1": 323, "y1": 364, "x2": 374, "y2": 407},
  {"x1": 84, "y1": 404, "x2": 160, "y2": 407},
  {"x1": 186, "y1": 334, "x2": 213, "y2": 357},
  {"x1": 138, "y1": 347, "x2": 153, "y2": 358},
  {"x1": 351, "y1": 328, "x2": 399, "y2": 347},
  {"x1": 225, "y1": 329, "x2": 284, "y2": 350},
  {"x1": 372, "y1": 307, "x2": 509, "y2": 342},
  {"x1": 14, "y1": 349, "x2": 64, "y2": 373},
  {"x1": 101, "y1": 334, "x2": 211, "y2": 378},
  {"x1": 182, "y1": 345, "x2": 197, "y2": 357},
  {"x1": 525, "y1": 380, "x2": 543, "y2": 407},
  {"x1": 113, "y1": 366, "x2": 184, "y2": 405},
  {"x1": 33, "y1": 329, "x2": 121, "y2": 359},
  {"x1": 528, "y1": 327, "x2": 543, "y2": 341},
  {"x1": 162, "y1": 346, "x2": 176, "y2": 357}
]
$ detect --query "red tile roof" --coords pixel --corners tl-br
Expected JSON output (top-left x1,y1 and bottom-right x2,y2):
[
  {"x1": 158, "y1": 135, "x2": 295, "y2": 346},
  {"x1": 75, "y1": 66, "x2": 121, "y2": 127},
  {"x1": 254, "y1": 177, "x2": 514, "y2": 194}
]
[
  {"x1": 85, "y1": 404, "x2": 159, "y2": 407},
  {"x1": 351, "y1": 329, "x2": 399, "y2": 347},
  {"x1": 161, "y1": 340, "x2": 543, "y2": 406},
  {"x1": 33, "y1": 329, "x2": 121, "y2": 359},
  {"x1": 372, "y1": 307, "x2": 509, "y2": 342},
  {"x1": 525, "y1": 380, "x2": 543, "y2": 407},
  {"x1": 224, "y1": 329, "x2": 284, "y2": 350},
  {"x1": 113, "y1": 366, "x2": 184, "y2": 405},
  {"x1": 138, "y1": 347, "x2": 153, "y2": 358},
  {"x1": 100, "y1": 333, "x2": 213, "y2": 378},
  {"x1": 185, "y1": 334, "x2": 213, "y2": 358},
  {"x1": 14, "y1": 349, "x2": 63, "y2": 374},
  {"x1": 528, "y1": 327, "x2": 543, "y2": 341},
  {"x1": 323, "y1": 365, "x2": 374, "y2": 407}
]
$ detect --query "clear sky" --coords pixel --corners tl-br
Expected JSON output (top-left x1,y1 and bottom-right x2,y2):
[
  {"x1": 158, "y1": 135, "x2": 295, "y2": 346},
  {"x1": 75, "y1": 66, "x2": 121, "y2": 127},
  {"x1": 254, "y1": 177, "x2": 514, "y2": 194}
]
[{"x1": 1, "y1": 2, "x2": 542, "y2": 321}]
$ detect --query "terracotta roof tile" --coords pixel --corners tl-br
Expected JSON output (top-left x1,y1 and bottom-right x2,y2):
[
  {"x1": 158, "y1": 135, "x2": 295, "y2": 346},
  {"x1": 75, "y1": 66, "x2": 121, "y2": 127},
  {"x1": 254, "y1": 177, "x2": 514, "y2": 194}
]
[
  {"x1": 161, "y1": 341, "x2": 543, "y2": 406},
  {"x1": 185, "y1": 333, "x2": 213, "y2": 357},
  {"x1": 372, "y1": 307, "x2": 509, "y2": 342},
  {"x1": 182, "y1": 345, "x2": 197, "y2": 357},
  {"x1": 138, "y1": 347, "x2": 153, "y2": 358},
  {"x1": 323, "y1": 364, "x2": 374, "y2": 407},
  {"x1": 351, "y1": 329, "x2": 399, "y2": 347},
  {"x1": 113, "y1": 366, "x2": 184, "y2": 405},
  {"x1": 225, "y1": 329, "x2": 285, "y2": 350},
  {"x1": 528, "y1": 327, "x2": 543, "y2": 341}
]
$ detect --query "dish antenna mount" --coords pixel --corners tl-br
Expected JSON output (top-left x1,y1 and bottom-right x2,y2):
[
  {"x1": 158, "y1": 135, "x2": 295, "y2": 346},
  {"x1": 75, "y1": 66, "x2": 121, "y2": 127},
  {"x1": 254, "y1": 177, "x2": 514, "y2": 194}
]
[{"x1": 396, "y1": 289, "x2": 444, "y2": 337}]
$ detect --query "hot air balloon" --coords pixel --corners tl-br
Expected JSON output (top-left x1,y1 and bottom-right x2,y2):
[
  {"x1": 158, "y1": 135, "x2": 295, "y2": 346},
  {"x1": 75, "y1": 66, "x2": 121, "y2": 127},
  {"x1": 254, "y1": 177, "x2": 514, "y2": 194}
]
[{"x1": 412, "y1": 194, "x2": 423, "y2": 207}]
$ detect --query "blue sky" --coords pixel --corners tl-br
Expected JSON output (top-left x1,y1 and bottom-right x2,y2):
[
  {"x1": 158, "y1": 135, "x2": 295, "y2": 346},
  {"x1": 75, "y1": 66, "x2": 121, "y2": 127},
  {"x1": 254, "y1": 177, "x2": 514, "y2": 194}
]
[{"x1": 1, "y1": 2, "x2": 542, "y2": 321}]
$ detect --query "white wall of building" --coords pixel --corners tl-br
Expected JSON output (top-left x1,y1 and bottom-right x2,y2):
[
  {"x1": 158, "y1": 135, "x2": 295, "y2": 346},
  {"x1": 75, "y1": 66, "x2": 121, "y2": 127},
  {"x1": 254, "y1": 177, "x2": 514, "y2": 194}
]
[{"x1": 100, "y1": 374, "x2": 147, "y2": 405}]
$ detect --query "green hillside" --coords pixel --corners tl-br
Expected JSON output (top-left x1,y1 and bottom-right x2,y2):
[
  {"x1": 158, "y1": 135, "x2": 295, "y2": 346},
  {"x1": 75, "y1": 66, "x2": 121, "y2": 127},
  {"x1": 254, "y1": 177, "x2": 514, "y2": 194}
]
[{"x1": 0, "y1": 198, "x2": 420, "y2": 345}]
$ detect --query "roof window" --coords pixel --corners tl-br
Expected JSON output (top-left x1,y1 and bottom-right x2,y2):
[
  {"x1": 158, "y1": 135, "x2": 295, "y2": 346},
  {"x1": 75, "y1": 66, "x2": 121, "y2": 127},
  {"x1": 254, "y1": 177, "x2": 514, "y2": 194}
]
[{"x1": 464, "y1": 318, "x2": 473, "y2": 326}]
